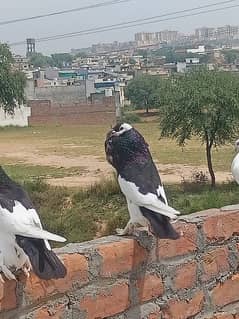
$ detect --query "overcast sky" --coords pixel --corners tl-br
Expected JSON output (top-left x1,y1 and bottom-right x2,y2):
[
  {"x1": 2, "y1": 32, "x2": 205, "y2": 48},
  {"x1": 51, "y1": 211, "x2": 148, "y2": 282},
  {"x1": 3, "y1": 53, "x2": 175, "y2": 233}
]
[{"x1": 1, "y1": 0, "x2": 239, "y2": 55}]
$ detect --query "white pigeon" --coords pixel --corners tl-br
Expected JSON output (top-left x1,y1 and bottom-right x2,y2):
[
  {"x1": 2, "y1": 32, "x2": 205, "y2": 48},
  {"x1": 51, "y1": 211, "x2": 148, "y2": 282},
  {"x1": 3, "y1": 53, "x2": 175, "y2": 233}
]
[
  {"x1": 231, "y1": 139, "x2": 239, "y2": 184},
  {"x1": 222, "y1": 139, "x2": 239, "y2": 211},
  {"x1": 0, "y1": 167, "x2": 67, "y2": 281},
  {"x1": 105, "y1": 123, "x2": 180, "y2": 239}
]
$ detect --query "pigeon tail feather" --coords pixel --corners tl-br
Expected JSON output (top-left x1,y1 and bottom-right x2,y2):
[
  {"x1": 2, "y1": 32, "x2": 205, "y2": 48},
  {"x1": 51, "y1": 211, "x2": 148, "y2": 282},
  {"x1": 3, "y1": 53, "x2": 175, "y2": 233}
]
[
  {"x1": 141, "y1": 207, "x2": 180, "y2": 240},
  {"x1": 144, "y1": 201, "x2": 180, "y2": 220},
  {"x1": 16, "y1": 236, "x2": 67, "y2": 280}
]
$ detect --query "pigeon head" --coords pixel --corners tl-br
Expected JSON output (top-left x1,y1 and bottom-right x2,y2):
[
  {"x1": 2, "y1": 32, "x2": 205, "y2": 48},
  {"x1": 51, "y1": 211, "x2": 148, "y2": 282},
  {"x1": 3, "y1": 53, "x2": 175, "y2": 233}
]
[
  {"x1": 105, "y1": 122, "x2": 149, "y2": 171},
  {"x1": 235, "y1": 139, "x2": 239, "y2": 152}
]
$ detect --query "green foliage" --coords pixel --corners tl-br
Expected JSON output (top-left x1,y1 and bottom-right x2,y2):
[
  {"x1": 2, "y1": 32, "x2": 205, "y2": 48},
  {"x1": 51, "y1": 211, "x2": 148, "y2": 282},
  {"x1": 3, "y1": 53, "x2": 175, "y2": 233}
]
[
  {"x1": 0, "y1": 43, "x2": 26, "y2": 113},
  {"x1": 125, "y1": 75, "x2": 161, "y2": 113},
  {"x1": 23, "y1": 178, "x2": 127, "y2": 244},
  {"x1": 51, "y1": 53, "x2": 72, "y2": 68},
  {"x1": 29, "y1": 53, "x2": 53, "y2": 68},
  {"x1": 152, "y1": 47, "x2": 210, "y2": 64},
  {"x1": 29, "y1": 52, "x2": 72, "y2": 68},
  {"x1": 20, "y1": 177, "x2": 239, "y2": 244},
  {"x1": 222, "y1": 49, "x2": 239, "y2": 64},
  {"x1": 121, "y1": 111, "x2": 141, "y2": 123},
  {"x1": 159, "y1": 67, "x2": 239, "y2": 186},
  {"x1": 166, "y1": 181, "x2": 239, "y2": 214}
]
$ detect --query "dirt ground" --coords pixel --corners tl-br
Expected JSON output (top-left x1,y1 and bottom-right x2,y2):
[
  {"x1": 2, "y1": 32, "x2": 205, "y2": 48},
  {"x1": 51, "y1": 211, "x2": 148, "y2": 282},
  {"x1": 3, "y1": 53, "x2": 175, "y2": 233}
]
[
  {"x1": 0, "y1": 141, "x2": 232, "y2": 187},
  {"x1": 49, "y1": 162, "x2": 232, "y2": 187}
]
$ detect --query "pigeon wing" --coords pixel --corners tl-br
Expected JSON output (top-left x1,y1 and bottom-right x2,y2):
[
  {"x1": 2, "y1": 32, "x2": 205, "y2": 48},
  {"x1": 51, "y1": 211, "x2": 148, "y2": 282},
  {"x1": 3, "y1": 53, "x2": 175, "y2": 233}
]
[
  {"x1": 118, "y1": 160, "x2": 180, "y2": 219},
  {"x1": 0, "y1": 176, "x2": 66, "y2": 243},
  {"x1": 0, "y1": 201, "x2": 66, "y2": 242}
]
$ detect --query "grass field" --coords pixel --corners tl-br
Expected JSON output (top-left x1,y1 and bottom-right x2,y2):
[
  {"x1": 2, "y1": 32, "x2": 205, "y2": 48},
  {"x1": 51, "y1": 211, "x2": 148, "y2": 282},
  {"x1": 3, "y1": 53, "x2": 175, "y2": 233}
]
[
  {"x1": 0, "y1": 121, "x2": 237, "y2": 243},
  {"x1": 0, "y1": 123, "x2": 235, "y2": 185}
]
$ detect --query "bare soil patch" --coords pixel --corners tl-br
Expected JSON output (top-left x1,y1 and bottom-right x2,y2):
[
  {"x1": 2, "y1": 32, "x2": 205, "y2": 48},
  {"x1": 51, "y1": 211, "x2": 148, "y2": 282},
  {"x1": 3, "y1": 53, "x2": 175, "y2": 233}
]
[{"x1": 0, "y1": 137, "x2": 232, "y2": 187}]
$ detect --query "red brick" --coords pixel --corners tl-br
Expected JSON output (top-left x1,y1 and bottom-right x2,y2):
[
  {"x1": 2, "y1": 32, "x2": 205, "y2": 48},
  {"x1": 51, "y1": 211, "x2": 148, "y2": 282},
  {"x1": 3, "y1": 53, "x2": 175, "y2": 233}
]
[
  {"x1": 79, "y1": 282, "x2": 129, "y2": 319},
  {"x1": 24, "y1": 253, "x2": 88, "y2": 304},
  {"x1": 173, "y1": 261, "x2": 197, "y2": 290},
  {"x1": 157, "y1": 222, "x2": 198, "y2": 259},
  {"x1": 212, "y1": 274, "x2": 239, "y2": 307},
  {"x1": 163, "y1": 291, "x2": 204, "y2": 319},
  {"x1": 137, "y1": 274, "x2": 164, "y2": 302},
  {"x1": 98, "y1": 239, "x2": 149, "y2": 277},
  {"x1": 202, "y1": 247, "x2": 230, "y2": 282},
  {"x1": 203, "y1": 211, "x2": 239, "y2": 242},
  {"x1": 0, "y1": 280, "x2": 17, "y2": 311},
  {"x1": 207, "y1": 314, "x2": 234, "y2": 319},
  {"x1": 34, "y1": 304, "x2": 66, "y2": 319},
  {"x1": 148, "y1": 309, "x2": 162, "y2": 319}
]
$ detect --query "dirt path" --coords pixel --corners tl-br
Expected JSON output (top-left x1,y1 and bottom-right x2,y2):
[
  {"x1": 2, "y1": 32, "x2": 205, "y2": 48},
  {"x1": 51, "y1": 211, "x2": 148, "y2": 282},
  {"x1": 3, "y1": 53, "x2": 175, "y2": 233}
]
[
  {"x1": 0, "y1": 143, "x2": 232, "y2": 187},
  {"x1": 48, "y1": 162, "x2": 232, "y2": 187}
]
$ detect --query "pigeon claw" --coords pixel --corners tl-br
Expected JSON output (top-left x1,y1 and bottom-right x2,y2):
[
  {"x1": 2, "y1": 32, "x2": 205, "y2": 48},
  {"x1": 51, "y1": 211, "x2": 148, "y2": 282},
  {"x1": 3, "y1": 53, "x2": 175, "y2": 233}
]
[
  {"x1": 22, "y1": 257, "x2": 32, "y2": 278},
  {"x1": 0, "y1": 265, "x2": 16, "y2": 281},
  {"x1": 116, "y1": 221, "x2": 142, "y2": 236}
]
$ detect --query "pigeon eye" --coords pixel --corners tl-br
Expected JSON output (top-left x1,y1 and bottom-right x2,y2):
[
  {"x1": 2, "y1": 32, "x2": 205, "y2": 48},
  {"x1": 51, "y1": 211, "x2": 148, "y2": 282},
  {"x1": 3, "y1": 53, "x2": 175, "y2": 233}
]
[{"x1": 119, "y1": 127, "x2": 124, "y2": 131}]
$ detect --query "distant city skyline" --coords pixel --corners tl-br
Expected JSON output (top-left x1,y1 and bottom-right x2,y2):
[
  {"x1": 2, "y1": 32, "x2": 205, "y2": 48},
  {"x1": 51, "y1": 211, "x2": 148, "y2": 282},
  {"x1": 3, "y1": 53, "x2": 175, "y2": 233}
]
[{"x1": 2, "y1": 0, "x2": 239, "y2": 55}]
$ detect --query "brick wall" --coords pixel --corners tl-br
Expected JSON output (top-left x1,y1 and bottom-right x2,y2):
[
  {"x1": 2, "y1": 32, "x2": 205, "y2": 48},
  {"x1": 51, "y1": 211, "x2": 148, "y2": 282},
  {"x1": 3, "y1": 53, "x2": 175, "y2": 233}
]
[
  {"x1": 2, "y1": 208, "x2": 239, "y2": 319},
  {"x1": 28, "y1": 100, "x2": 116, "y2": 125}
]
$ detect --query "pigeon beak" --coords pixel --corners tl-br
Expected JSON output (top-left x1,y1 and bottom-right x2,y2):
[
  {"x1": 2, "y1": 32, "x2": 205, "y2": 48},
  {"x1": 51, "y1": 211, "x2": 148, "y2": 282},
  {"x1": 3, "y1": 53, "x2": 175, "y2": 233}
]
[{"x1": 110, "y1": 130, "x2": 117, "y2": 137}]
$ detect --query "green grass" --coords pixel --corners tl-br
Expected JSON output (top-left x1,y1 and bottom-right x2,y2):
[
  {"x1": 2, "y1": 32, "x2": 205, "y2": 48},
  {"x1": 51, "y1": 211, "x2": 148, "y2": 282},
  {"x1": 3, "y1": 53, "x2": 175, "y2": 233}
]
[
  {"x1": 3, "y1": 164, "x2": 85, "y2": 183},
  {"x1": 166, "y1": 182, "x2": 239, "y2": 214},
  {"x1": 24, "y1": 178, "x2": 128, "y2": 244},
  {"x1": 0, "y1": 124, "x2": 235, "y2": 172},
  {"x1": 22, "y1": 178, "x2": 239, "y2": 245}
]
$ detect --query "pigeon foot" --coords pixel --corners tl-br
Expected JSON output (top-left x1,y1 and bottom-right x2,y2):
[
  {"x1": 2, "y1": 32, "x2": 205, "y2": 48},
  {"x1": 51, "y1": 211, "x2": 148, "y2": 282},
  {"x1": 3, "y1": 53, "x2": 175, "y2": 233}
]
[
  {"x1": 116, "y1": 221, "x2": 145, "y2": 236},
  {"x1": 21, "y1": 257, "x2": 32, "y2": 278}
]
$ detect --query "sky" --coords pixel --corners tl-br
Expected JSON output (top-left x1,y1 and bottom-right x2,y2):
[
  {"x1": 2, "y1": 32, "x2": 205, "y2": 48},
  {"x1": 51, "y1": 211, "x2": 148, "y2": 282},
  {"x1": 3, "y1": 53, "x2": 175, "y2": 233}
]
[{"x1": 1, "y1": 0, "x2": 239, "y2": 55}]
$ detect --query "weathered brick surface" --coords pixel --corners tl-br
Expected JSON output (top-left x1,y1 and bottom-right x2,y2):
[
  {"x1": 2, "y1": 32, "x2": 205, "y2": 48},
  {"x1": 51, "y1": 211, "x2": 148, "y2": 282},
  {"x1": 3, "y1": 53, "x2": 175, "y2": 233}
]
[
  {"x1": 203, "y1": 210, "x2": 239, "y2": 242},
  {"x1": 207, "y1": 314, "x2": 234, "y2": 319},
  {"x1": 163, "y1": 291, "x2": 205, "y2": 319},
  {"x1": 202, "y1": 247, "x2": 230, "y2": 282},
  {"x1": 24, "y1": 253, "x2": 88, "y2": 304},
  {"x1": 0, "y1": 280, "x2": 17, "y2": 311},
  {"x1": 98, "y1": 239, "x2": 149, "y2": 277},
  {"x1": 33, "y1": 304, "x2": 66, "y2": 319},
  {"x1": 173, "y1": 261, "x2": 197, "y2": 290},
  {"x1": 79, "y1": 282, "x2": 130, "y2": 319},
  {"x1": 211, "y1": 274, "x2": 239, "y2": 307},
  {"x1": 148, "y1": 310, "x2": 162, "y2": 319},
  {"x1": 2, "y1": 209, "x2": 239, "y2": 319},
  {"x1": 157, "y1": 222, "x2": 198, "y2": 259},
  {"x1": 137, "y1": 274, "x2": 164, "y2": 302},
  {"x1": 28, "y1": 100, "x2": 116, "y2": 125}
]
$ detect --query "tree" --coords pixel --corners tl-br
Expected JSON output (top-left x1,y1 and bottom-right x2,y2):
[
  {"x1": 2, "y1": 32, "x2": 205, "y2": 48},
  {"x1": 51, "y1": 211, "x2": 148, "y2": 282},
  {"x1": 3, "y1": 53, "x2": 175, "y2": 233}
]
[
  {"x1": 0, "y1": 43, "x2": 26, "y2": 114},
  {"x1": 29, "y1": 52, "x2": 53, "y2": 68},
  {"x1": 125, "y1": 75, "x2": 161, "y2": 113},
  {"x1": 222, "y1": 50, "x2": 239, "y2": 64},
  {"x1": 51, "y1": 53, "x2": 72, "y2": 68},
  {"x1": 159, "y1": 67, "x2": 239, "y2": 187}
]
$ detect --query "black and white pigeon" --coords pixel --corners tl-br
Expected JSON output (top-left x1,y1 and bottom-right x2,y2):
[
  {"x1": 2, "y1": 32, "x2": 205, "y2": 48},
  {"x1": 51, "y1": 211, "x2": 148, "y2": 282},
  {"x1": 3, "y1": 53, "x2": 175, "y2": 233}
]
[
  {"x1": 105, "y1": 123, "x2": 180, "y2": 239},
  {"x1": 0, "y1": 166, "x2": 67, "y2": 281}
]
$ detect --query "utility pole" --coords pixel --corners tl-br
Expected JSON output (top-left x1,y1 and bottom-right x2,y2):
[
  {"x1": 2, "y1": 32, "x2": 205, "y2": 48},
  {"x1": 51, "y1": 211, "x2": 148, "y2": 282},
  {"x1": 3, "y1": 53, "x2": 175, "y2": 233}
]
[{"x1": 115, "y1": 88, "x2": 122, "y2": 123}]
